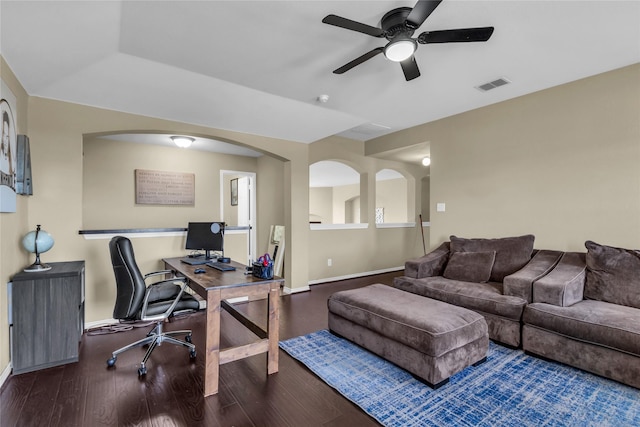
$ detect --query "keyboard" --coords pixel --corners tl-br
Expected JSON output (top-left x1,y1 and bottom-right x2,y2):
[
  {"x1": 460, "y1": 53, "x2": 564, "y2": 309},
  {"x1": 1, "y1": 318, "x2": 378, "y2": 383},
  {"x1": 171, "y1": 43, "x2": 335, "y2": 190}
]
[
  {"x1": 180, "y1": 257, "x2": 209, "y2": 265},
  {"x1": 206, "y1": 262, "x2": 236, "y2": 272}
]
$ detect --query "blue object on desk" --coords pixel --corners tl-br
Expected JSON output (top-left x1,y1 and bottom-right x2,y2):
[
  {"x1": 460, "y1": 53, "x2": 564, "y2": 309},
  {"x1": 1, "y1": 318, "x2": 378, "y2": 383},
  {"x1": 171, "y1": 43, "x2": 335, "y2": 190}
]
[{"x1": 194, "y1": 268, "x2": 206, "y2": 274}]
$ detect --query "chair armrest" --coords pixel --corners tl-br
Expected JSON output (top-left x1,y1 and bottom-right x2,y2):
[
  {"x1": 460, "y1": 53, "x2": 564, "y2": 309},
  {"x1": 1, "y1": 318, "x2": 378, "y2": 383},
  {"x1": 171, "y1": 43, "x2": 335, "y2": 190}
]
[
  {"x1": 140, "y1": 276, "x2": 189, "y2": 322},
  {"x1": 532, "y1": 252, "x2": 586, "y2": 307},
  {"x1": 144, "y1": 270, "x2": 175, "y2": 280},
  {"x1": 404, "y1": 242, "x2": 450, "y2": 279},
  {"x1": 503, "y1": 250, "x2": 564, "y2": 302}
]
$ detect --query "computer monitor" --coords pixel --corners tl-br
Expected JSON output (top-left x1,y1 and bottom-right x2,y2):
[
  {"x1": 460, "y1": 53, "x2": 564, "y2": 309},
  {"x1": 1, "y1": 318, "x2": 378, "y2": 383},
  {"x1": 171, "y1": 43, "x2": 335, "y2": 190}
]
[{"x1": 185, "y1": 222, "x2": 224, "y2": 260}]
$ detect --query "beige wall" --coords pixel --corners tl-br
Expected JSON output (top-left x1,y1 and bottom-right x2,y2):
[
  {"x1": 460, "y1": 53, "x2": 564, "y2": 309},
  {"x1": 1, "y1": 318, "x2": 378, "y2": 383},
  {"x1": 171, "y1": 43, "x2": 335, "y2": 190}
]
[
  {"x1": 256, "y1": 155, "x2": 285, "y2": 255},
  {"x1": 332, "y1": 183, "x2": 360, "y2": 223},
  {"x1": 421, "y1": 176, "x2": 430, "y2": 221},
  {"x1": 309, "y1": 226, "x2": 427, "y2": 281},
  {"x1": 376, "y1": 177, "x2": 409, "y2": 223},
  {"x1": 371, "y1": 63, "x2": 640, "y2": 252},
  {"x1": 309, "y1": 187, "x2": 333, "y2": 224},
  {"x1": 0, "y1": 58, "x2": 30, "y2": 374},
  {"x1": 308, "y1": 136, "x2": 430, "y2": 282},
  {"x1": 83, "y1": 137, "x2": 258, "y2": 229},
  {"x1": 311, "y1": 174, "x2": 414, "y2": 225}
]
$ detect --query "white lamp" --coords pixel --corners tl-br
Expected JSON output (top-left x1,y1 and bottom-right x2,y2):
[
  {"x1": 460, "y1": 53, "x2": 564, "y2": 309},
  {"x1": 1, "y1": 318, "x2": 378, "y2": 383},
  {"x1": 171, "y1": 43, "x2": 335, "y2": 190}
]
[
  {"x1": 170, "y1": 136, "x2": 194, "y2": 148},
  {"x1": 422, "y1": 157, "x2": 431, "y2": 167},
  {"x1": 384, "y1": 39, "x2": 417, "y2": 62}
]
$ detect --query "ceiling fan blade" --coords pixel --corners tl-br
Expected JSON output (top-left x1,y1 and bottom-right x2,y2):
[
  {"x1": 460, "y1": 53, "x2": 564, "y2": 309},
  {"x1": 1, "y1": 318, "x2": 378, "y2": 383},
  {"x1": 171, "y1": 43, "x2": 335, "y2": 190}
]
[
  {"x1": 322, "y1": 14, "x2": 384, "y2": 37},
  {"x1": 418, "y1": 27, "x2": 495, "y2": 44},
  {"x1": 333, "y1": 47, "x2": 385, "y2": 74},
  {"x1": 406, "y1": 0, "x2": 442, "y2": 29},
  {"x1": 400, "y1": 56, "x2": 421, "y2": 81}
]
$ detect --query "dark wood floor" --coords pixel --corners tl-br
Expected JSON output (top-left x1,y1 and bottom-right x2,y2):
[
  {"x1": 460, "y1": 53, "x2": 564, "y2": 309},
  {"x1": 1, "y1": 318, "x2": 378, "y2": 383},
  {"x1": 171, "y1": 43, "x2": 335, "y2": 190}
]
[{"x1": 0, "y1": 272, "x2": 399, "y2": 427}]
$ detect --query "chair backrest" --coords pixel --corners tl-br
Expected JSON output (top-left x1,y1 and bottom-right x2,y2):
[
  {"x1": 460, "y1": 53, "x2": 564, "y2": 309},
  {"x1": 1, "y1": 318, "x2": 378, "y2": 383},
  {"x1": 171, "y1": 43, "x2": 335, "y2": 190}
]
[{"x1": 109, "y1": 236, "x2": 147, "y2": 320}]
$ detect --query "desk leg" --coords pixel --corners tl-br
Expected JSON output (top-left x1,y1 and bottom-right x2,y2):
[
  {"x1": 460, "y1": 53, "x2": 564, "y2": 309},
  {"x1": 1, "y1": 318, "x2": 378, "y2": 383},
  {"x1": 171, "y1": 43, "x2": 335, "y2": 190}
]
[
  {"x1": 267, "y1": 282, "x2": 279, "y2": 375},
  {"x1": 204, "y1": 289, "x2": 222, "y2": 396}
]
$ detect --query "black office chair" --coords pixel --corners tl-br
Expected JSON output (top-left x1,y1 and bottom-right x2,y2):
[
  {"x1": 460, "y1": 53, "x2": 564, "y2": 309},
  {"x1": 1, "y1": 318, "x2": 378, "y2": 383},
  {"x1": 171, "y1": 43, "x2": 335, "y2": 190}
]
[{"x1": 106, "y1": 236, "x2": 199, "y2": 376}]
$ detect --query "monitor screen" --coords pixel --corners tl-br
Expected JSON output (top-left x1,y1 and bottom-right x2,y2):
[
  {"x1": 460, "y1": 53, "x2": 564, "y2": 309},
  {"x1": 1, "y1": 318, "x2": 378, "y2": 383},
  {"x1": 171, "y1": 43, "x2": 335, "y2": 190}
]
[{"x1": 185, "y1": 222, "x2": 224, "y2": 259}]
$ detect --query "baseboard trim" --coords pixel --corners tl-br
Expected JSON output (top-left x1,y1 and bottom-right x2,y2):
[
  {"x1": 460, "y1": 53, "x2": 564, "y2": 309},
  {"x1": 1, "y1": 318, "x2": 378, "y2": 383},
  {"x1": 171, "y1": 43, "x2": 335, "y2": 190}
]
[
  {"x1": 307, "y1": 266, "x2": 404, "y2": 286},
  {"x1": 0, "y1": 363, "x2": 12, "y2": 392},
  {"x1": 283, "y1": 285, "x2": 310, "y2": 294},
  {"x1": 85, "y1": 318, "x2": 118, "y2": 330}
]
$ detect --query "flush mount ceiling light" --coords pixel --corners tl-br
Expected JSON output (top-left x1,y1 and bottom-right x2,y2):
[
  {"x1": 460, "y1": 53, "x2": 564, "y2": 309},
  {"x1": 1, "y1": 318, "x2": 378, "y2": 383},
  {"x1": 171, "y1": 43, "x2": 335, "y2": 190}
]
[
  {"x1": 170, "y1": 136, "x2": 195, "y2": 148},
  {"x1": 384, "y1": 38, "x2": 417, "y2": 62},
  {"x1": 422, "y1": 157, "x2": 431, "y2": 166}
]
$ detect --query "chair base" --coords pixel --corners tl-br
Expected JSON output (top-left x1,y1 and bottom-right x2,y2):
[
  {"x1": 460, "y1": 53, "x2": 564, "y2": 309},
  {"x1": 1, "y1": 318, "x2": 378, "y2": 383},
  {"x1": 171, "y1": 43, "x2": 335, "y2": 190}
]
[{"x1": 106, "y1": 320, "x2": 196, "y2": 376}]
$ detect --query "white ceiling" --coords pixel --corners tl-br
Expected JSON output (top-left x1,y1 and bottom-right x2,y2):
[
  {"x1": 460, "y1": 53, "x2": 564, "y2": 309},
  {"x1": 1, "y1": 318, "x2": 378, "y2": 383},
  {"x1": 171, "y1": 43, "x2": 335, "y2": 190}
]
[{"x1": 1, "y1": 1, "x2": 639, "y2": 158}]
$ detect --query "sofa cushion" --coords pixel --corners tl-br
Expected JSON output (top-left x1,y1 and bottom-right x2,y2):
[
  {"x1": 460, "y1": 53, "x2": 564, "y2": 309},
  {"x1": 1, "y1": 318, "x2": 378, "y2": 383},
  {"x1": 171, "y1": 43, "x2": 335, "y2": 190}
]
[
  {"x1": 393, "y1": 276, "x2": 527, "y2": 321},
  {"x1": 532, "y1": 252, "x2": 586, "y2": 307},
  {"x1": 584, "y1": 240, "x2": 640, "y2": 309},
  {"x1": 443, "y1": 251, "x2": 496, "y2": 283},
  {"x1": 524, "y1": 300, "x2": 640, "y2": 357},
  {"x1": 450, "y1": 235, "x2": 535, "y2": 282}
]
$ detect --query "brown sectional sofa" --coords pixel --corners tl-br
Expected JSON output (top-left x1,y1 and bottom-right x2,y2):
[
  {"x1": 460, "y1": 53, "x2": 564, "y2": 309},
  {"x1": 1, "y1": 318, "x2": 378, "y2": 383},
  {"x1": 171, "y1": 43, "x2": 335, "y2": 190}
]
[
  {"x1": 393, "y1": 235, "x2": 563, "y2": 347},
  {"x1": 394, "y1": 236, "x2": 640, "y2": 389},
  {"x1": 523, "y1": 242, "x2": 640, "y2": 389}
]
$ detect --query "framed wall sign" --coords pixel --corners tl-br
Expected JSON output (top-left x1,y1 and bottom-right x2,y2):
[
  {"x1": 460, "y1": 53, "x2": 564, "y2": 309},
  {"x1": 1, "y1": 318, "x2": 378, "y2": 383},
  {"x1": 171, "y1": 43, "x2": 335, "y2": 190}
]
[{"x1": 135, "y1": 169, "x2": 195, "y2": 205}]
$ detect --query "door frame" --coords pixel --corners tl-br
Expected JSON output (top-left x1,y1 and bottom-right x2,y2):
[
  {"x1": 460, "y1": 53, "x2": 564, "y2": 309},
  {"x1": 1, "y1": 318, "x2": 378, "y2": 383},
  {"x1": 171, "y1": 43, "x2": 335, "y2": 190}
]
[{"x1": 220, "y1": 170, "x2": 257, "y2": 264}]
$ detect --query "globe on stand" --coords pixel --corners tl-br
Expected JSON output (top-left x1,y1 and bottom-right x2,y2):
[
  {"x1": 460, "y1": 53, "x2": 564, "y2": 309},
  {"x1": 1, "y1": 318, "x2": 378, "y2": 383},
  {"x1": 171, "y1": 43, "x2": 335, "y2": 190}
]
[{"x1": 22, "y1": 224, "x2": 54, "y2": 272}]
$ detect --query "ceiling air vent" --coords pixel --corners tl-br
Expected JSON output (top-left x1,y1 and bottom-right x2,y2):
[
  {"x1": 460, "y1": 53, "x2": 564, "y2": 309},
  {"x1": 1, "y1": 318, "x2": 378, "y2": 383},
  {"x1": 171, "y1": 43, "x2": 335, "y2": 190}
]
[
  {"x1": 337, "y1": 123, "x2": 392, "y2": 140},
  {"x1": 475, "y1": 77, "x2": 511, "y2": 92}
]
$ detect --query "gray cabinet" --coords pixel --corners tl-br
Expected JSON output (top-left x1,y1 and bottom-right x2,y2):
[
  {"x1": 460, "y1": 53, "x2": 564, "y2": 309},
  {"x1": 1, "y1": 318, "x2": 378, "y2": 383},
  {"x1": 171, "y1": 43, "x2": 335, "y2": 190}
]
[{"x1": 10, "y1": 261, "x2": 85, "y2": 374}]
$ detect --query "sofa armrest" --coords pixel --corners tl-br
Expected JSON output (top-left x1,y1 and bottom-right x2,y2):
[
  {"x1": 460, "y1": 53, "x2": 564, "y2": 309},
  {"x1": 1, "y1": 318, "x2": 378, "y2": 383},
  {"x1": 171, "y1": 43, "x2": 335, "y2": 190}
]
[
  {"x1": 404, "y1": 242, "x2": 450, "y2": 279},
  {"x1": 503, "y1": 250, "x2": 563, "y2": 302},
  {"x1": 532, "y1": 252, "x2": 586, "y2": 307}
]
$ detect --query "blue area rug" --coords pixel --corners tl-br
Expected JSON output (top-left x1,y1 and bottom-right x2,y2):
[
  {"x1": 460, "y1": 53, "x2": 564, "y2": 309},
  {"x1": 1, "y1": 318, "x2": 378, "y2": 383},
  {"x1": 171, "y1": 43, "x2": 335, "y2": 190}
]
[{"x1": 279, "y1": 330, "x2": 640, "y2": 427}]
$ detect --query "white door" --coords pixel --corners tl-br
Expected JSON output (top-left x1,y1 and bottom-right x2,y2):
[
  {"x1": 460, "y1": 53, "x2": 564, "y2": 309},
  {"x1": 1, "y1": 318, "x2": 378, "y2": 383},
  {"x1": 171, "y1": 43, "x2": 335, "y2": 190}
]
[{"x1": 221, "y1": 171, "x2": 256, "y2": 264}]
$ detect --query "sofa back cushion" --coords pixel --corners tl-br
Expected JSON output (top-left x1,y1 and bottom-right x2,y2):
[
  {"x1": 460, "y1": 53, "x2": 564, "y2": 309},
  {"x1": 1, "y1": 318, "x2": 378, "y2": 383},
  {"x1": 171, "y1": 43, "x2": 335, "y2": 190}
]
[
  {"x1": 450, "y1": 234, "x2": 535, "y2": 282},
  {"x1": 443, "y1": 251, "x2": 496, "y2": 283},
  {"x1": 585, "y1": 240, "x2": 640, "y2": 309}
]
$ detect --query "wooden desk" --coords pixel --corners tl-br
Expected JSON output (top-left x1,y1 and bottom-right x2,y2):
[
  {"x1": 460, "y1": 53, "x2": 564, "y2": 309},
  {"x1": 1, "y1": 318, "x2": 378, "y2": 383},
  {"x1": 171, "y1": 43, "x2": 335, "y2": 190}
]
[{"x1": 163, "y1": 257, "x2": 282, "y2": 396}]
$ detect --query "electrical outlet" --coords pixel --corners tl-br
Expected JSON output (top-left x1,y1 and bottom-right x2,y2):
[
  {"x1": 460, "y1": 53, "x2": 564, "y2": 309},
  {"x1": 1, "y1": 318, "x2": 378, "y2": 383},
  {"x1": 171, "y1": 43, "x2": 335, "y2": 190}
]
[{"x1": 328, "y1": 258, "x2": 332, "y2": 267}]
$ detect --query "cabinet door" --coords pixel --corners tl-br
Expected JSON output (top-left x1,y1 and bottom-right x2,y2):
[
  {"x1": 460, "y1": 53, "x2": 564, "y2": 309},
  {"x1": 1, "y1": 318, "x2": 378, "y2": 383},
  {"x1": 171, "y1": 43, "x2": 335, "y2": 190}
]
[{"x1": 12, "y1": 272, "x2": 82, "y2": 373}]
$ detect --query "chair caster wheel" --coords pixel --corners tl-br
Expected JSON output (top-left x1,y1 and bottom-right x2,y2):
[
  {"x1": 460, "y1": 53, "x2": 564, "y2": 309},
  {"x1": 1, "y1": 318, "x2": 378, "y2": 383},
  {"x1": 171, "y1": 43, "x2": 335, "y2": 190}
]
[
  {"x1": 138, "y1": 366, "x2": 147, "y2": 377},
  {"x1": 189, "y1": 349, "x2": 197, "y2": 359},
  {"x1": 185, "y1": 334, "x2": 192, "y2": 343},
  {"x1": 107, "y1": 356, "x2": 117, "y2": 367}
]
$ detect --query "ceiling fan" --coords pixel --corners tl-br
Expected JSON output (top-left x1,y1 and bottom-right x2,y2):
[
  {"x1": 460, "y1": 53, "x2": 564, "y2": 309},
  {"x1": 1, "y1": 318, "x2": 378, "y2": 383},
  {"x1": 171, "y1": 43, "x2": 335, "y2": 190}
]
[{"x1": 322, "y1": 0, "x2": 494, "y2": 81}]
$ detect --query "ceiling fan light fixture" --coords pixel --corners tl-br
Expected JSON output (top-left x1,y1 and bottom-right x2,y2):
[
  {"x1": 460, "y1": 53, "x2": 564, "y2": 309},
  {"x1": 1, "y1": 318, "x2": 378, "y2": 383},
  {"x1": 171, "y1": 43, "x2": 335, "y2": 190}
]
[
  {"x1": 384, "y1": 39, "x2": 417, "y2": 62},
  {"x1": 170, "y1": 136, "x2": 195, "y2": 148}
]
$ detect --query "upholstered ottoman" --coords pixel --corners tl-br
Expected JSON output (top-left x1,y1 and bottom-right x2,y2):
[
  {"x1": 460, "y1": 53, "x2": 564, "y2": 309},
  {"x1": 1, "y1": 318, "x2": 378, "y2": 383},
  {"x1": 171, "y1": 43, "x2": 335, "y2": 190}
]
[{"x1": 328, "y1": 284, "x2": 489, "y2": 388}]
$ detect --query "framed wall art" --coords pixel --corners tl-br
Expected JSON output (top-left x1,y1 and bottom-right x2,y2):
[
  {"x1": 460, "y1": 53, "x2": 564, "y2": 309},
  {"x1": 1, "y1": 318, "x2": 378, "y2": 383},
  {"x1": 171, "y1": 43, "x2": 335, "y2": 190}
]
[{"x1": 1, "y1": 81, "x2": 18, "y2": 212}]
